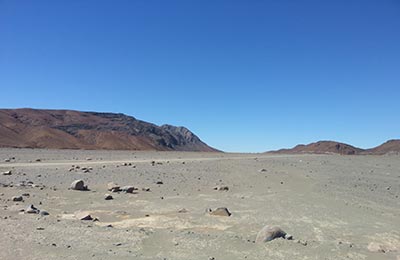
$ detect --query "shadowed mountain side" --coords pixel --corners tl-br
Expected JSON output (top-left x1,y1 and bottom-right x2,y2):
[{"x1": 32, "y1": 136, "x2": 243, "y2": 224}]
[{"x1": 0, "y1": 108, "x2": 219, "y2": 152}]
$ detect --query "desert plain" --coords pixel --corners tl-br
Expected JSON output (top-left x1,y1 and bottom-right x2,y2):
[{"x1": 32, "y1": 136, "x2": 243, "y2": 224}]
[{"x1": 0, "y1": 148, "x2": 399, "y2": 260}]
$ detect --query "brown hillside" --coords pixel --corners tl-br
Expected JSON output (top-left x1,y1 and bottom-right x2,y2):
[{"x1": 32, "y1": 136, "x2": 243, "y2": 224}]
[
  {"x1": 269, "y1": 141, "x2": 364, "y2": 155},
  {"x1": 364, "y1": 139, "x2": 400, "y2": 155},
  {"x1": 0, "y1": 108, "x2": 218, "y2": 152}
]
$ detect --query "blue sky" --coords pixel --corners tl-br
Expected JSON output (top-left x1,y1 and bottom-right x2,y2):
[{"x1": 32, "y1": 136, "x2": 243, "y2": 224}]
[{"x1": 1, "y1": 0, "x2": 399, "y2": 152}]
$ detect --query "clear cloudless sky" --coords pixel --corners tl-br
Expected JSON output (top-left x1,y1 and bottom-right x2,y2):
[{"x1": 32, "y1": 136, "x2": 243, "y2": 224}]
[{"x1": 1, "y1": 0, "x2": 399, "y2": 152}]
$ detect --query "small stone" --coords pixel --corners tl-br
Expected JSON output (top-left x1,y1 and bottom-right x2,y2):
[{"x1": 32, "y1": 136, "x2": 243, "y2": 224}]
[
  {"x1": 70, "y1": 180, "x2": 88, "y2": 191},
  {"x1": 12, "y1": 196, "x2": 23, "y2": 202},
  {"x1": 2, "y1": 171, "x2": 12, "y2": 175},
  {"x1": 107, "y1": 182, "x2": 120, "y2": 192},
  {"x1": 213, "y1": 185, "x2": 229, "y2": 191},
  {"x1": 255, "y1": 226, "x2": 287, "y2": 243},
  {"x1": 75, "y1": 212, "x2": 93, "y2": 221},
  {"x1": 156, "y1": 181, "x2": 163, "y2": 185},
  {"x1": 178, "y1": 208, "x2": 188, "y2": 213},
  {"x1": 142, "y1": 187, "x2": 151, "y2": 192},
  {"x1": 40, "y1": 211, "x2": 50, "y2": 216},
  {"x1": 284, "y1": 234, "x2": 293, "y2": 240},
  {"x1": 104, "y1": 194, "x2": 113, "y2": 200},
  {"x1": 25, "y1": 204, "x2": 40, "y2": 214},
  {"x1": 297, "y1": 240, "x2": 308, "y2": 246},
  {"x1": 208, "y1": 207, "x2": 231, "y2": 217},
  {"x1": 120, "y1": 186, "x2": 135, "y2": 193}
]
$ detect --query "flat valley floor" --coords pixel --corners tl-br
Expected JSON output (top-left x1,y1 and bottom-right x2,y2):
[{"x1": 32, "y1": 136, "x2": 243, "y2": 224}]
[{"x1": 0, "y1": 149, "x2": 399, "y2": 260}]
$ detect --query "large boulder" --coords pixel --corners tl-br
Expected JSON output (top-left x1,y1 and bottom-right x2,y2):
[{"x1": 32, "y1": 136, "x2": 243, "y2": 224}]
[
  {"x1": 70, "y1": 180, "x2": 88, "y2": 191},
  {"x1": 256, "y1": 225, "x2": 287, "y2": 243}
]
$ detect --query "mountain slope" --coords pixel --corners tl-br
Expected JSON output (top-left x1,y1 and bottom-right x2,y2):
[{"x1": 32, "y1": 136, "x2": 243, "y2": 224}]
[
  {"x1": 0, "y1": 108, "x2": 218, "y2": 152},
  {"x1": 364, "y1": 139, "x2": 400, "y2": 155}
]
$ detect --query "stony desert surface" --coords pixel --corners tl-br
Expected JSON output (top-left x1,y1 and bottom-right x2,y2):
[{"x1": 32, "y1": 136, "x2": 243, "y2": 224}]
[{"x1": 0, "y1": 149, "x2": 399, "y2": 260}]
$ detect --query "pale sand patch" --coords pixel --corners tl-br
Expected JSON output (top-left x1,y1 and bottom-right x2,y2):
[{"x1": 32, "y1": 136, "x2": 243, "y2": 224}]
[{"x1": 96, "y1": 215, "x2": 232, "y2": 231}]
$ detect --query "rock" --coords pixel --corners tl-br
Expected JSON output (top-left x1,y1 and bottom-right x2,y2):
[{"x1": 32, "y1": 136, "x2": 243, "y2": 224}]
[
  {"x1": 297, "y1": 239, "x2": 308, "y2": 246},
  {"x1": 208, "y1": 207, "x2": 231, "y2": 217},
  {"x1": 25, "y1": 204, "x2": 40, "y2": 214},
  {"x1": 104, "y1": 194, "x2": 113, "y2": 200},
  {"x1": 284, "y1": 233, "x2": 293, "y2": 240},
  {"x1": 259, "y1": 169, "x2": 267, "y2": 172},
  {"x1": 2, "y1": 170, "x2": 12, "y2": 175},
  {"x1": 142, "y1": 187, "x2": 151, "y2": 192},
  {"x1": 12, "y1": 196, "x2": 23, "y2": 202},
  {"x1": 40, "y1": 211, "x2": 49, "y2": 216},
  {"x1": 213, "y1": 185, "x2": 229, "y2": 191},
  {"x1": 255, "y1": 226, "x2": 287, "y2": 243},
  {"x1": 70, "y1": 180, "x2": 88, "y2": 191},
  {"x1": 156, "y1": 181, "x2": 163, "y2": 185},
  {"x1": 107, "y1": 182, "x2": 120, "y2": 192},
  {"x1": 178, "y1": 208, "x2": 188, "y2": 213},
  {"x1": 368, "y1": 242, "x2": 387, "y2": 253},
  {"x1": 75, "y1": 212, "x2": 93, "y2": 221},
  {"x1": 120, "y1": 186, "x2": 135, "y2": 193}
]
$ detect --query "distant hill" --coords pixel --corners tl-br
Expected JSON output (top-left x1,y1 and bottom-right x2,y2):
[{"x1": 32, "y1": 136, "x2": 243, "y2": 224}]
[
  {"x1": 0, "y1": 108, "x2": 218, "y2": 152},
  {"x1": 268, "y1": 140, "x2": 400, "y2": 155},
  {"x1": 269, "y1": 141, "x2": 363, "y2": 155},
  {"x1": 364, "y1": 139, "x2": 400, "y2": 155}
]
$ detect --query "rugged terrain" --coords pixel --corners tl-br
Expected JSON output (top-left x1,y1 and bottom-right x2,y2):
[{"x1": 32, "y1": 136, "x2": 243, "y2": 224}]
[
  {"x1": 0, "y1": 108, "x2": 217, "y2": 152},
  {"x1": 0, "y1": 149, "x2": 399, "y2": 260}
]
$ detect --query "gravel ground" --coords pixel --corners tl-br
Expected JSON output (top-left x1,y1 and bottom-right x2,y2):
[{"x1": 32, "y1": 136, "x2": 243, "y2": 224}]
[{"x1": 0, "y1": 148, "x2": 399, "y2": 260}]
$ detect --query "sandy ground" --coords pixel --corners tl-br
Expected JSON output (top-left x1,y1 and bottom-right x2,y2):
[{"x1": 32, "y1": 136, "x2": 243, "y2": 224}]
[{"x1": 0, "y1": 148, "x2": 399, "y2": 260}]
